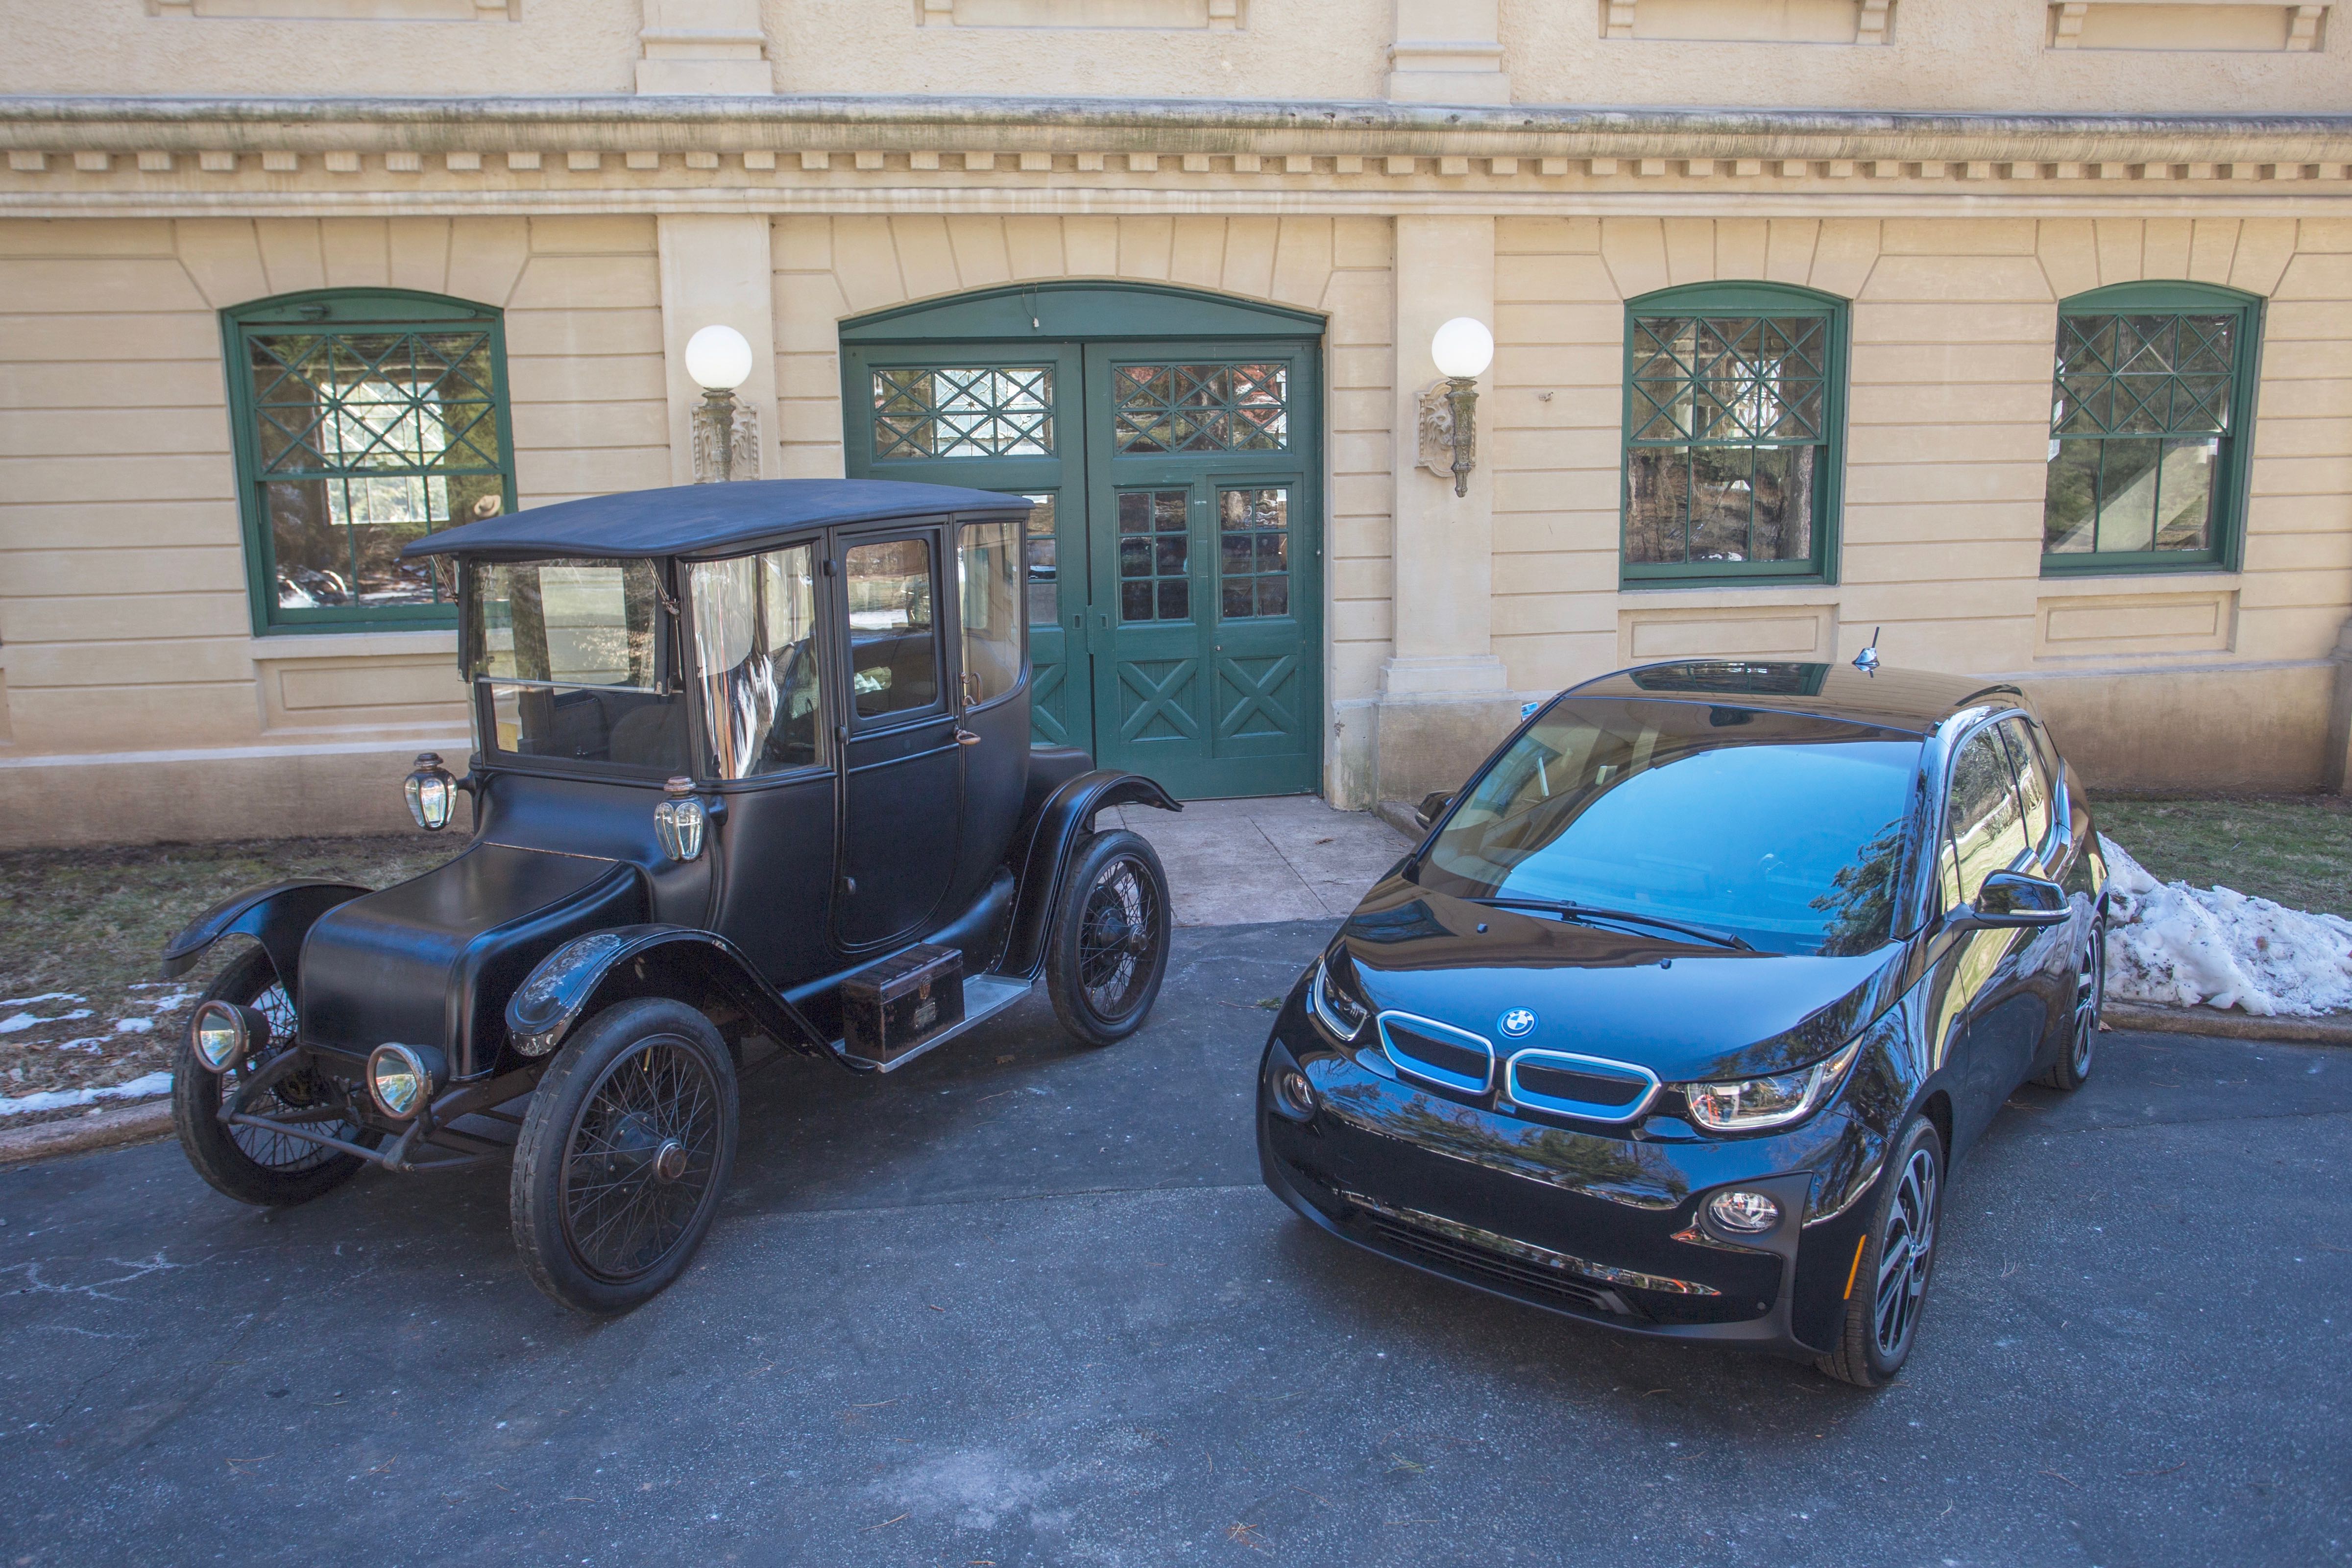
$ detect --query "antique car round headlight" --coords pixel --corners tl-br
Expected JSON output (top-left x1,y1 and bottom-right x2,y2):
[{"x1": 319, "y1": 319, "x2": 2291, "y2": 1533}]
[
  {"x1": 189, "y1": 999, "x2": 269, "y2": 1073},
  {"x1": 366, "y1": 1042, "x2": 445, "y2": 1120},
  {"x1": 404, "y1": 752, "x2": 458, "y2": 832},
  {"x1": 1705, "y1": 1189, "x2": 1783, "y2": 1234}
]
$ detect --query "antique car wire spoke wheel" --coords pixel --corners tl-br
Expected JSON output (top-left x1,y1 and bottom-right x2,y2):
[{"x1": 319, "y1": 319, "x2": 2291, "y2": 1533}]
[
  {"x1": 1873, "y1": 1146, "x2": 1939, "y2": 1360},
  {"x1": 170, "y1": 945, "x2": 378, "y2": 1208},
  {"x1": 513, "y1": 996, "x2": 738, "y2": 1314},
  {"x1": 1046, "y1": 829, "x2": 1173, "y2": 1048}
]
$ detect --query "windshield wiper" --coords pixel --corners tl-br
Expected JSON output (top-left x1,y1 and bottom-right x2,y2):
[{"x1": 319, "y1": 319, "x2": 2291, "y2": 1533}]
[{"x1": 1466, "y1": 895, "x2": 1756, "y2": 952}]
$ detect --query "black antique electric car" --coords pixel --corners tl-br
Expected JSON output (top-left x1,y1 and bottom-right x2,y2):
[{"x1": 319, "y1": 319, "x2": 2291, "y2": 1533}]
[
  {"x1": 1257, "y1": 658, "x2": 2108, "y2": 1387},
  {"x1": 164, "y1": 479, "x2": 1177, "y2": 1312}
]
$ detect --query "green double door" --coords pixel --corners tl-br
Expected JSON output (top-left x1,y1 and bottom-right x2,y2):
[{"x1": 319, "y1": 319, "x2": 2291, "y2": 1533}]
[{"x1": 843, "y1": 302, "x2": 1323, "y2": 799}]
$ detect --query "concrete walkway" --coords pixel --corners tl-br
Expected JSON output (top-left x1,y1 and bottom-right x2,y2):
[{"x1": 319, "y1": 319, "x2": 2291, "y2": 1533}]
[{"x1": 1099, "y1": 794, "x2": 1416, "y2": 926}]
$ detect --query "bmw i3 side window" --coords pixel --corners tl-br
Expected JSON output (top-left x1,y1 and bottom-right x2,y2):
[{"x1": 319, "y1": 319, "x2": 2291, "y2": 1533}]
[{"x1": 1943, "y1": 725, "x2": 2031, "y2": 911}]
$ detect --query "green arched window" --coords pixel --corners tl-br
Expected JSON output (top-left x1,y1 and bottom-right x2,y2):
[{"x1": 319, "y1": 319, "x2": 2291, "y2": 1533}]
[
  {"x1": 223, "y1": 289, "x2": 516, "y2": 633},
  {"x1": 1620, "y1": 282, "x2": 1848, "y2": 584},
  {"x1": 2043, "y1": 282, "x2": 2261, "y2": 574}
]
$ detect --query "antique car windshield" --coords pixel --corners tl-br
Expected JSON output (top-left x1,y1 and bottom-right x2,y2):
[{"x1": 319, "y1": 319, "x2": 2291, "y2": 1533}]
[
  {"x1": 466, "y1": 557, "x2": 690, "y2": 774},
  {"x1": 1414, "y1": 699, "x2": 1923, "y2": 957}
]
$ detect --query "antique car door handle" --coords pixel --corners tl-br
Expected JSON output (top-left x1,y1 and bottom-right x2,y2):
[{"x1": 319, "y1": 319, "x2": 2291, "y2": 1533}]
[{"x1": 954, "y1": 728, "x2": 983, "y2": 747}]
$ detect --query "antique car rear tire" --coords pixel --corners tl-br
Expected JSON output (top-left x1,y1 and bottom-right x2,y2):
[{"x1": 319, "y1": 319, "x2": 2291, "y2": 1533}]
[
  {"x1": 1045, "y1": 829, "x2": 1172, "y2": 1047},
  {"x1": 2035, "y1": 915, "x2": 2105, "y2": 1091},
  {"x1": 1816, "y1": 1116, "x2": 1945, "y2": 1389},
  {"x1": 170, "y1": 945, "x2": 377, "y2": 1208},
  {"x1": 509, "y1": 998, "x2": 738, "y2": 1315}
]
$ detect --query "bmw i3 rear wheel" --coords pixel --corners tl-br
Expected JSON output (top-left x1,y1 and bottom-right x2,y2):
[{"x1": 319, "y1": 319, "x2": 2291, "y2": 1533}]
[{"x1": 510, "y1": 998, "x2": 737, "y2": 1314}]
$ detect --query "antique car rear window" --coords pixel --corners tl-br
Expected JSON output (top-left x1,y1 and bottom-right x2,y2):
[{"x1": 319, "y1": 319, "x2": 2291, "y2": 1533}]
[
  {"x1": 467, "y1": 557, "x2": 690, "y2": 773},
  {"x1": 1416, "y1": 699, "x2": 1923, "y2": 956}
]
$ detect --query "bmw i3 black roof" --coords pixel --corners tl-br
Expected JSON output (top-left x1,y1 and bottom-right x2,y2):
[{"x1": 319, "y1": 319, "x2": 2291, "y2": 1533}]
[
  {"x1": 1564, "y1": 660, "x2": 2024, "y2": 736},
  {"x1": 402, "y1": 478, "x2": 1031, "y2": 563}
]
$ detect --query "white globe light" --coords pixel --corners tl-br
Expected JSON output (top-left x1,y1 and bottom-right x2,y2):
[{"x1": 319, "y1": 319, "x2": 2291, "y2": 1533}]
[
  {"x1": 684, "y1": 324, "x2": 754, "y2": 392},
  {"x1": 1430, "y1": 316, "x2": 1495, "y2": 380}
]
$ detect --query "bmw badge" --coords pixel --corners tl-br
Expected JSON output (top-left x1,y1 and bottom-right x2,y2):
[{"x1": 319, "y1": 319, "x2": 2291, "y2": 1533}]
[{"x1": 1498, "y1": 1008, "x2": 1537, "y2": 1038}]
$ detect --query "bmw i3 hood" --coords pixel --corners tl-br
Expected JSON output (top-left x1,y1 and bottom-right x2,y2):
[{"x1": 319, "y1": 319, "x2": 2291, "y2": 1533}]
[{"x1": 1334, "y1": 876, "x2": 1908, "y2": 1085}]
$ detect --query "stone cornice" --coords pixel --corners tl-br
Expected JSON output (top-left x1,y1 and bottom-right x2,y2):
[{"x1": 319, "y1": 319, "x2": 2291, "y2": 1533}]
[{"x1": 4, "y1": 94, "x2": 2352, "y2": 164}]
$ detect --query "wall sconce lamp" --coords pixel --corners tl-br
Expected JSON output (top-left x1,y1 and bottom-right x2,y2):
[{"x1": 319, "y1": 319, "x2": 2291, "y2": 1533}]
[
  {"x1": 685, "y1": 323, "x2": 760, "y2": 483},
  {"x1": 1416, "y1": 317, "x2": 1495, "y2": 497}
]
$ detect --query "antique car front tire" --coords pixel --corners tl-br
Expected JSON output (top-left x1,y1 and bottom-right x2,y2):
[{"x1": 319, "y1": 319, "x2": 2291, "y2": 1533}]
[
  {"x1": 509, "y1": 997, "x2": 739, "y2": 1315},
  {"x1": 1816, "y1": 1115, "x2": 1946, "y2": 1389},
  {"x1": 170, "y1": 946, "x2": 377, "y2": 1208},
  {"x1": 1045, "y1": 828, "x2": 1172, "y2": 1047}
]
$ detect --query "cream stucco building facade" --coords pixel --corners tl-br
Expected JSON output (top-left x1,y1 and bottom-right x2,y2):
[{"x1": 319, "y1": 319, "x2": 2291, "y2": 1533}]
[{"x1": 2, "y1": 0, "x2": 2351, "y2": 844}]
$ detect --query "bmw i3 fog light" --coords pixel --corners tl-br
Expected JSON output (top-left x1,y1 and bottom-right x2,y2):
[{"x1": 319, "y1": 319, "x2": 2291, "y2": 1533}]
[
  {"x1": 189, "y1": 1000, "x2": 268, "y2": 1073},
  {"x1": 366, "y1": 1042, "x2": 445, "y2": 1120},
  {"x1": 1706, "y1": 1189, "x2": 1782, "y2": 1234},
  {"x1": 1271, "y1": 1063, "x2": 1318, "y2": 1121},
  {"x1": 653, "y1": 777, "x2": 706, "y2": 862}
]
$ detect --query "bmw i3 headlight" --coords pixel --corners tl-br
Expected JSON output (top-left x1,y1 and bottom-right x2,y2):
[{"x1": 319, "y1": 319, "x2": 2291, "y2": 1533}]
[
  {"x1": 1307, "y1": 954, "x2": 1371, "y2": 1041},
  {"x1": 1680, "y1": 1038, "x2": 1863, "y2": 1134}
]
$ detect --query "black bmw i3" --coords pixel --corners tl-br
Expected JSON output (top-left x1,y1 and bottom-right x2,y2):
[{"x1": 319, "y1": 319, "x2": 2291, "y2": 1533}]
[{"x1": 1257, "y1": 658, "x2": 2108, "y2": 1387}]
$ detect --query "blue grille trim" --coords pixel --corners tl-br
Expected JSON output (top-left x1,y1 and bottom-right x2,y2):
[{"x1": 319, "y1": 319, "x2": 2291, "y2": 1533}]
[
  {"x1": 1376, "y1": 1011, "x2": 1495, "y2": 1095},
  {"x1": 1503, "y1": 1050, "x2": 1661, "y2": 1125}
]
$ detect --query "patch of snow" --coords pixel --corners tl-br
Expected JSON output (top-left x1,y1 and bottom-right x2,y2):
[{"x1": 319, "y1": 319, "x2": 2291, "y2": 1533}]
[
  {"x1": 0, "y1": 1072, "x2": 173, "y2": 1117},
  {"x1": 52, "y1": 1038, "x2": 106, "y2": 1054},
  {"x1": 2102, "y1": 835, "x2": 2352, "y2": 1017},
  {"x1": 1, "y1": 993, "x2": 85, "y2": 1007},
  {"x1": 0, "y1": 1010, "x2": 95, "y2": 1034},
  {"x1": 112, "y1": 1017, "x2": 156, "y2": 1035}
]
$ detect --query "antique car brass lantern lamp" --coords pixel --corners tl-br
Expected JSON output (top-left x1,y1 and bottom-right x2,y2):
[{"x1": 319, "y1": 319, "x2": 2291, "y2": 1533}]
[{"x1": 404, "y1": 752, "x2": 458, "y2": 831}]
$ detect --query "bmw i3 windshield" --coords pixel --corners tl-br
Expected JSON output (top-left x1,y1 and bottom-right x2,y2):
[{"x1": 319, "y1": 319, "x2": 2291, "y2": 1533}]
[{"x1": 1415, "y1": 698, "x2": 1924, "y2": 956}]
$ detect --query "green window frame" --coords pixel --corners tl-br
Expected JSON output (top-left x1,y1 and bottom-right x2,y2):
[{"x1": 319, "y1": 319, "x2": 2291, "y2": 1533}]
[
  {"x1": 222, "y1": 289, "x2": 517, "y2": 635},
  {"x1": 1620, "y1": 282, "x2": 1847, "y2": 585},
  {"x1": 2042, "y1": 282, "x2": 2261, "y2": 577}
]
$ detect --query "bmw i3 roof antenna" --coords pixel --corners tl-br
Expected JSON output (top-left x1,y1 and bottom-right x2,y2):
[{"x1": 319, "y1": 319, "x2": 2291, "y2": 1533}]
[{"x1": 1853, "y1": 627, "x2": 1882, "y2": 675}]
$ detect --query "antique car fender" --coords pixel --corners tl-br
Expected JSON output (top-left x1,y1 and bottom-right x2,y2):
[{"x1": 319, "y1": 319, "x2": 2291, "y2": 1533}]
[
  {"x1": 997, "y1": 769, "x2": 1182, "y2": 980},
  {"x1": 507, "y1": 923, "x2": 828, "y2": 1064},
  {"x1": 159, "y1": 880, "x2": 370, "y2": 995}
]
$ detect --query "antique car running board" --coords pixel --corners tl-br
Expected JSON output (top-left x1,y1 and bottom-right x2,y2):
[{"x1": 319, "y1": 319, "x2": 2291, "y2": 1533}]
[{"x1": 831, "y1": 973, "x2": 1032, "y2": 1074}]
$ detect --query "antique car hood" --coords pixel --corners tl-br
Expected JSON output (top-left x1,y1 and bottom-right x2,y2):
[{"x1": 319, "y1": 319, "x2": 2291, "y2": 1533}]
[
  {"x1": 297, "y1": 842, "x2": 647, "y2": 1077},
  {"x1": 1336, "y1": 876, "x2": 1908, "y2": 1084}
]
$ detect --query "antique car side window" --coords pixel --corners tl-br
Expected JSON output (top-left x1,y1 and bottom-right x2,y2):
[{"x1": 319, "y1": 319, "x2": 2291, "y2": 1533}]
[
  {"x1": 689, "y1": 544, "x2": 826, "y2": 778},
  {"x1": 957, "y1": 519, "x2": 1023, "y2": 706},
  {"x1": 468, "y1": 558, "x2": 689, "y2": 773},
  {"x1": 1995, "y1": 716, "x2": 2057, "y2": 857},
  {"x1": 843, "y1": 536, "x2": 941, "y2": 722},
  {"x1": 1944, "y1": 724, "x2": 2029, "y2": 909}
]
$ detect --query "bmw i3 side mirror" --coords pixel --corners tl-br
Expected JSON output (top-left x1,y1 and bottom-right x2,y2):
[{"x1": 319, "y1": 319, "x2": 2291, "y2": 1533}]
[{"x1": 1968, "y1": 869, "x2": 2070, "y2": 929}]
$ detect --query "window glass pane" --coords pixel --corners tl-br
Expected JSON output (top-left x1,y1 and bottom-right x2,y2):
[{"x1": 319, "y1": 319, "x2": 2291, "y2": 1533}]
[
  {"x1": 1217, "y1": 487, "x2": 1290, "y2": 620},
  {"x1": 243, "y1": 321, "x2": 507, "y2": 615},
  {"x1": 468, "y1": 558, "x2": 687, "y2": 772},
  {"x1": 1022, "y1": 494, "x2": 1059, "y2": 626},
  {"x1": 871, "y1": 366, "x2": 1053, "y2": 459},
  {"x1": 1945, "y1": 728, "x2": 2028, "y2": 906},
  {"x1": 1113, "y1": 362, "x2": 1289, "y2": 453},
  {"x1": 1624, "y1": 308, "x2": 1829, "y2": 575},
  {"x1": 2043, "y1": 305, "x2": 2238, "y2": 562},
  {"x1": 690, "y1": 545, "x2": 824, "y2": 778},
  {"x1": 1116, "y1": 489, "x2": 1190, "y2": 622},
  {"x1": 958, "y1": 519, "x2": 1023, "y2": 705},
  {"x1": 845, "y1": 538, "x2": 940, "y2": 720}
]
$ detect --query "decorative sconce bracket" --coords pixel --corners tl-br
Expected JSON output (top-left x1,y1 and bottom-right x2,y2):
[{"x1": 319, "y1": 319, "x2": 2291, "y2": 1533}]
[
  {"x1": 1415, "y1": 377, "x2": 1481, "y2": 497},
  {"x1": 692, "y1": 387, "x2": 761, "y2": 484}
]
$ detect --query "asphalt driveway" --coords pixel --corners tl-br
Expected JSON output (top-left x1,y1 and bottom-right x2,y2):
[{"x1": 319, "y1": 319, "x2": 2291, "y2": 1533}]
[{"x1": 2, "y1": 918, "x2": 2347, "y2": 1567}]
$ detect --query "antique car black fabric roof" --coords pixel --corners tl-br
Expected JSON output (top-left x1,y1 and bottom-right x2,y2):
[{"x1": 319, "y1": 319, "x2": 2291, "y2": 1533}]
[
  {"x1": 1565, "y1": 661, "x2": 2023, "y2": 735},
  {"x1": 401, "y1": 479, "x2": 1031, "y2": 562}
]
